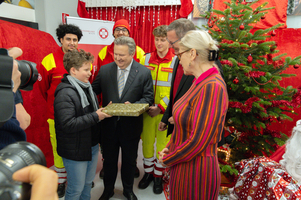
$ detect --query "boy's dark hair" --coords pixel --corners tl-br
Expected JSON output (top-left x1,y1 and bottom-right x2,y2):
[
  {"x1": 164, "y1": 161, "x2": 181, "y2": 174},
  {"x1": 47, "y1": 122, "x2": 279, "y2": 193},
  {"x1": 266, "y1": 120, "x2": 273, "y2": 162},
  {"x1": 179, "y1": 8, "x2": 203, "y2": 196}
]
[
  {"x1": 56, "y1": 24, "x2": 83, "y2": 44},
  {"x1": 63, "y1": 49, "x2": 94, "y2": 73},
  {"x1": 152, "y1": 25, "x2": 168, "y2": 37}
]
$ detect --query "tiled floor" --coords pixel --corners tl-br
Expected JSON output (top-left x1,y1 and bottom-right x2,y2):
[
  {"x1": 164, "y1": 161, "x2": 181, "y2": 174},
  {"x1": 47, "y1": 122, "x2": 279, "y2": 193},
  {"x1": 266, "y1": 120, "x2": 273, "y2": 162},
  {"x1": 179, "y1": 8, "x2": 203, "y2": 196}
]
[{"x1": 59, "y1": 140, "x2": 166, "y2": 200}]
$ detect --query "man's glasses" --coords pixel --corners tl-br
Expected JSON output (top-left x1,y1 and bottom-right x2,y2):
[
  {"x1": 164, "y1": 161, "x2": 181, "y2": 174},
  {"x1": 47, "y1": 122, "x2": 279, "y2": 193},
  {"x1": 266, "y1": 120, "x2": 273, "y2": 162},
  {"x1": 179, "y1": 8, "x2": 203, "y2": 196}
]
[
  {"x1": 177, "y1": 49, "x2": 190, "y2": 61},
  {"x1": 115, "y1": 28, "x2": 128, "y2": 33},
  {"x1": 166, "y1": 37, "x2": 182, "y2": 47}
]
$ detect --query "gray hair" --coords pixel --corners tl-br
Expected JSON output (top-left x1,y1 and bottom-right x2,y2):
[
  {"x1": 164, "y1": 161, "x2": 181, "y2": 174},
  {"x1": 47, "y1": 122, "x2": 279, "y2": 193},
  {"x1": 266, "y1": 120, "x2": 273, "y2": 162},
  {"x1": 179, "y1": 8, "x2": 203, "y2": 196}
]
[
  {"x1": 179, "y1": 30, "x2": 219, "y2": 63},
  {"x1": 114, "y1": 36, "x2": 136, "y2": 55},
  {"x1": 167, "y1": 18, "x2": 196, "y2": 39}
]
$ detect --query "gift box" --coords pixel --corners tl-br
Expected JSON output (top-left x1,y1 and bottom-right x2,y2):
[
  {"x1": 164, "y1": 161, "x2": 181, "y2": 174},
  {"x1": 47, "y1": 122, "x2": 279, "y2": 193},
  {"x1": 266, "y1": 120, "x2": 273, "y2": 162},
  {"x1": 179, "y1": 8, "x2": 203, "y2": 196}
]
[
  {"x1": 232, "y1": 157, "x2": 301, "y2": 200},
  {"x1": 102, "y1": 103, "x2": 149, "y2": 116}
]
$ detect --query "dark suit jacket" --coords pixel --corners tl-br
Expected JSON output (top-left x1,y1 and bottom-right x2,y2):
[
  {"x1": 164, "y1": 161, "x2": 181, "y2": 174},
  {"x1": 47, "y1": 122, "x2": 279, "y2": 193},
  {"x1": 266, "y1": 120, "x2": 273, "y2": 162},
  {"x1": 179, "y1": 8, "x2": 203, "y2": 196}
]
[
  {"x1": 92, "y1": 60, "x2": 154, "y2": 139},
  {"x1": 161, "y1": 57, "x2": 194, "y2": 136}
]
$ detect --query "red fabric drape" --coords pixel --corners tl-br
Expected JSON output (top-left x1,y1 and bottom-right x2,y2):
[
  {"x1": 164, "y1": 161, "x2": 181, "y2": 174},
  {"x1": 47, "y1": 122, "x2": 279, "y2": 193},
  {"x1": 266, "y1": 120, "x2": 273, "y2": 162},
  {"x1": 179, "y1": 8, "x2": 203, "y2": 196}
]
[
  {"x1": 180, "y1": 0, "x2": 193, "y2": 17},
  {"x1": 213, "y1": 0, "x2": 287, "y2": 29},
  {"x1": 87, "y1": 6, "x2": 181, "y2": 53},
  {"x1": 77, "y1": 0, "x2": 89, "y2": 18}
]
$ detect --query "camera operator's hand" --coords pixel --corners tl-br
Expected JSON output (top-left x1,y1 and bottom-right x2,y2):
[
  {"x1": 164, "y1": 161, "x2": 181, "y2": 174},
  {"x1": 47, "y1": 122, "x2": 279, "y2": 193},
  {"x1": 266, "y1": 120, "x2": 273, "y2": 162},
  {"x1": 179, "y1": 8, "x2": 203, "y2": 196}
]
[
  {"x1": 8, "y1": 47, "x2": 23, "y2": 59},
  {"x1": 12, "y1": 164, "x2": 59, "y2": 200},
  {"x1": 12, "y1": 60, "x2": 21, "y2": 93},
  {"x1": 8, "y1": 47, "x2": 22, "y2": 93}
]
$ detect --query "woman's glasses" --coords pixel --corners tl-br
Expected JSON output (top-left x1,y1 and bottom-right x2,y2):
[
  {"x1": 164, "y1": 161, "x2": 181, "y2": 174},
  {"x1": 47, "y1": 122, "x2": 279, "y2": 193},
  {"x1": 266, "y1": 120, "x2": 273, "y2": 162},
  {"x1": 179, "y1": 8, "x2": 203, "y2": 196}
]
[{"x1": 177, "y1": 49, "x2": 190, "y2": 61}]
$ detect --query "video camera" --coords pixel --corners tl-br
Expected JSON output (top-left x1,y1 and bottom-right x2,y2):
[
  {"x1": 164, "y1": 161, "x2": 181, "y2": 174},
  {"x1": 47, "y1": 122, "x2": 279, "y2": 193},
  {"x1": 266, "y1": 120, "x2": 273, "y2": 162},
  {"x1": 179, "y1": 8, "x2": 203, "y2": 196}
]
[
  {"x1": 0, "y1": 142, "x2": 46, "y2": 200},
  {"x1": 0, "y1": 48, "x2": 38, "y2": 124}
]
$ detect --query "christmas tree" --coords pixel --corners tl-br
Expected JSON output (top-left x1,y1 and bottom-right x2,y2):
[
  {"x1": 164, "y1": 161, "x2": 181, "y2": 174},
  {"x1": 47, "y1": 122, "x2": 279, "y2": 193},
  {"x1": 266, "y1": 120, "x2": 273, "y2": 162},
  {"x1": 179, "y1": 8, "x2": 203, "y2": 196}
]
[{"x1": 201, "y1": 0, "x2": 301, "y2": 178}]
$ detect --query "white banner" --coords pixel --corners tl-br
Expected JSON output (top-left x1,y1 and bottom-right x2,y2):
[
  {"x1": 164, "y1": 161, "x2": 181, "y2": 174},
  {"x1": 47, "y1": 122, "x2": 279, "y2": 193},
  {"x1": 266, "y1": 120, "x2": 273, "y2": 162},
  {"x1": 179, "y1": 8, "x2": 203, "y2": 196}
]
[
  {"x1": 66, "y1": 16, "x2": 114, "y2": 45},
  {"x1": 66, "y1": 16, "x2": 115, "y2": 81}
]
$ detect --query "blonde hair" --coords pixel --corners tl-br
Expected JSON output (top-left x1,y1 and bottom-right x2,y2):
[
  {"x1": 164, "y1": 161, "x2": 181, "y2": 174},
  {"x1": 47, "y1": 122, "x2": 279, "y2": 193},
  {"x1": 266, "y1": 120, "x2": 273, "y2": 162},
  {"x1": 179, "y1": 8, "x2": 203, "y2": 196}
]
[{"x1": 179, "y1": 30, "x2": 218, "y2": 64}]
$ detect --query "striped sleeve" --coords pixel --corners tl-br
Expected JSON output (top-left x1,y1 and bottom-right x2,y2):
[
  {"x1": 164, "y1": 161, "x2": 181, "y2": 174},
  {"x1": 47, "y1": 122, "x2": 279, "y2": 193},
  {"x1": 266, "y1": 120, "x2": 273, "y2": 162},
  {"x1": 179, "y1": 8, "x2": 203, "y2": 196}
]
[{"x1": 163, "y1": 82, "x2": 226, "y2": 167}]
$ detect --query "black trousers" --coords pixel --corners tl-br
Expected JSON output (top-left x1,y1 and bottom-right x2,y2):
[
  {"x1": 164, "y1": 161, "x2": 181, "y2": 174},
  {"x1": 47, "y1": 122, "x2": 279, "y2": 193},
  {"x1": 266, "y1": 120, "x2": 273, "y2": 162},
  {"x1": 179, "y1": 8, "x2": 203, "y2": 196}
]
[{"x1": 102, "y1": 122, "x2": 140, "y2": 193}]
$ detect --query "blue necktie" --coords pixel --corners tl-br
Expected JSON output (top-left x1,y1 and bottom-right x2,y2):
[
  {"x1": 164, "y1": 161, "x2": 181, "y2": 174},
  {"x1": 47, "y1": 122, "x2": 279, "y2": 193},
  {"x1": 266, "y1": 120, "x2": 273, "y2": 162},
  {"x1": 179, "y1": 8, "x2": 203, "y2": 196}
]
[{"x1": 118, "y1": 69, "x2": 126, "y2": 98}]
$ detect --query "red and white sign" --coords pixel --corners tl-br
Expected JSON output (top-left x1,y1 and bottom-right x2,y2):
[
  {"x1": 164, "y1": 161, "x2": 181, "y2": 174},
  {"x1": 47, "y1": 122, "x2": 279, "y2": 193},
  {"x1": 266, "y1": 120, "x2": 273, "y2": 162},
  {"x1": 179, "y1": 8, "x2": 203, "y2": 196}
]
[{"x1": 66, "y1": 16, "x2": 114, "y2": 80}]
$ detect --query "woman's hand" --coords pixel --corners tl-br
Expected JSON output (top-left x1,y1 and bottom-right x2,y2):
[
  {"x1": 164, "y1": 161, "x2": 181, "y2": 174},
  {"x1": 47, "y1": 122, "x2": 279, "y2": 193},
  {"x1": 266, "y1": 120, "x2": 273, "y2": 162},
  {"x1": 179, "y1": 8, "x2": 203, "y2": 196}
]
[{"x1": 159, "y1": 148, "x2": 169, "y2": 167}]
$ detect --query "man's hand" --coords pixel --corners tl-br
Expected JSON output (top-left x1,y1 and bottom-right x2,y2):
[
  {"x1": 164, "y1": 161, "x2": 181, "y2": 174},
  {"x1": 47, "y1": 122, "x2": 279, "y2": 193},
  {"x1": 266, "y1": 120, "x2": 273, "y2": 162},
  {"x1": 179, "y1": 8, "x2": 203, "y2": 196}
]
[
  {"x1": 158, "y1": 121, "x2": 167, "y2": 131},
  {"x1": 168, "y1": 116, "x2": 174, "y2": 124},
  {"x1": 147, "y1": 106, "x2": 161, "y2": 117}
]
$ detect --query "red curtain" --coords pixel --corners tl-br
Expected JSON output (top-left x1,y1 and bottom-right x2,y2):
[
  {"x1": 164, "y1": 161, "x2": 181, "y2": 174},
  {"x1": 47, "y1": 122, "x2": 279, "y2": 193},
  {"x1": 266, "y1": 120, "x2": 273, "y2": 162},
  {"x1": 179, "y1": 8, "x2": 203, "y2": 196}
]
[{"x1": 87, "y1": 6, "x2": 181, "y2": 53}]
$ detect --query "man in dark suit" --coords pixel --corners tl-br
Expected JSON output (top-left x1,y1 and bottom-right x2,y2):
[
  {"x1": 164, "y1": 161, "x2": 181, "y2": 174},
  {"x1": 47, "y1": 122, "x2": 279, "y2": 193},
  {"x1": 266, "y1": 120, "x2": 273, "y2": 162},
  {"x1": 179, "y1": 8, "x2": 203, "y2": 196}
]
[
  {"x1": 158, "y1": 19, "x2": 195, "y2": 136},
  {"x1": 92, "y1": 36, "x2": 153, "y2": 200}
]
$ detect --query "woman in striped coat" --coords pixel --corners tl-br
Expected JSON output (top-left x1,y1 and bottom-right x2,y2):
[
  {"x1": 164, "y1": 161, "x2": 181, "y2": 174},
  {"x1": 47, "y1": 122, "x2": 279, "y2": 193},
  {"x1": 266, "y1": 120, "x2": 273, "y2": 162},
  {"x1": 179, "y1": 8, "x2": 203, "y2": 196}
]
[{"x1": 159, "y1": 30, "x2": 229, "y2": 200}]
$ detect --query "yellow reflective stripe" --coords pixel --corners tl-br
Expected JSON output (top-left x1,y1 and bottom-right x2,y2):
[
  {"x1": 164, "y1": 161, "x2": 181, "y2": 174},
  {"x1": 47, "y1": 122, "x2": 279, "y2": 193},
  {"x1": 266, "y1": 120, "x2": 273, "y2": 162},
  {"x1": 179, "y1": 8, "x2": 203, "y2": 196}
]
[
  {"x1": 41, "y1": 53, "x2": 56, "y2": 71},
  {"x1": 98, "y1": 46, "x2": 108, "y2": 61}
]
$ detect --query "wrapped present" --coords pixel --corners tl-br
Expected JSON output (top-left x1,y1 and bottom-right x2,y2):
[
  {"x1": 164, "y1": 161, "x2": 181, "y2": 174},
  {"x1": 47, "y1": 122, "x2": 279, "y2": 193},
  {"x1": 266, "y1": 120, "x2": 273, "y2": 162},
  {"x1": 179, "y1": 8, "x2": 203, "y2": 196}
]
[
  {"x1": 232, "y1": 157, "x2": 301, "y2": 200},
  {"x1": 102, "y1": 103, "x2": 149, "y2": 116}
]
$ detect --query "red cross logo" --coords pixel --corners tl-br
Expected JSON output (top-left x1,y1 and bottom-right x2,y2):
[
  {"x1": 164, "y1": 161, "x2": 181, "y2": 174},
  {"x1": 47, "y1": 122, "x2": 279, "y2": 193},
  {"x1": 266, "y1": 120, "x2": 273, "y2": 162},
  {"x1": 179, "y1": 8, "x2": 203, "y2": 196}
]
[{"x1": 99, "y1": 28, "x2": 109, "y2": 39}]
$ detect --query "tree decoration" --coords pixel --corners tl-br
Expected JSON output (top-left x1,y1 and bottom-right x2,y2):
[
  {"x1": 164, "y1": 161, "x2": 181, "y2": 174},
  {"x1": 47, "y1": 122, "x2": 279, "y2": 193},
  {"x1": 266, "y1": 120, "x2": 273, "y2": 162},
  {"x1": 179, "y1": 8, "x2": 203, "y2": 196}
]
[
  {"x1": 233, "y1": 78, "x2": 239, "y2": 84},
  {"x1": 201, "y1": 0, "x2": 301, "y2": 180},
  {"x1": 247, "y1": 55, "x2": 253, "y2": 63},
  {"x1": 271, "y1": 30, "x2": 276, "y2": 36}
]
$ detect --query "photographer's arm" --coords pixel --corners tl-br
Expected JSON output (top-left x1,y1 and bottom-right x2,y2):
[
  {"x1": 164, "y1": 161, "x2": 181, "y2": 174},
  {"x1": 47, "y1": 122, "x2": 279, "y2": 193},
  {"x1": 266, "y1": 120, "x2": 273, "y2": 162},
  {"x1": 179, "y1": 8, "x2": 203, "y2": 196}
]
[{"x1": 16, "y1": 103, "x2": 31, "y2": 130}]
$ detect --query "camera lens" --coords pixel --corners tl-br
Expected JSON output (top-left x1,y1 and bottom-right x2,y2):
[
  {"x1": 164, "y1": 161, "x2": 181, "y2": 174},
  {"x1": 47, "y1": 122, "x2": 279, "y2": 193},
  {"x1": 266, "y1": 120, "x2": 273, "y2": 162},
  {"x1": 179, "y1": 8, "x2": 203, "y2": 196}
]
[
  {"x1": 0, "y1": 142, "x2": 46, "y2": 184},
  {"x1": 16, "y1": 60, "x2": 38, "y2": 91}
]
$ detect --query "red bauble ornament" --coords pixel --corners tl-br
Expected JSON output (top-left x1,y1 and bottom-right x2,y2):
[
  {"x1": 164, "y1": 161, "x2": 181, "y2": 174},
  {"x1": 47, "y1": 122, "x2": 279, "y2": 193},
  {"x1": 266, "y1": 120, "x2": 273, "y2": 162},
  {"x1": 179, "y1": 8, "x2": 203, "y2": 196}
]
[
  {"x1": 208, "y1": 23, "x2": 213, "y2": 28},
  {"x1": 294, "y1": 64, "x2": 300, "y2": 69},
  {"x1": 267, "y1": 60, "x2": 273, "y2": 65},
  {"x1": 247, "y1": 55, "x2": 253, "y2": 63},
  {"x1": 261, "y1": 15, "x2": 266, "y2": 20},
  {"x1": 239, "y1": 24, "x2": 245, "y2": 30},
  {"x1": 233, "y1": 78, "x2": 239, "y2": 84},
  {"x1": 241, "y1": 1, "x2": 247, "y2": 5},
  {"x1": 271, "y1": 30, "x2": 276, "y2": 36}
]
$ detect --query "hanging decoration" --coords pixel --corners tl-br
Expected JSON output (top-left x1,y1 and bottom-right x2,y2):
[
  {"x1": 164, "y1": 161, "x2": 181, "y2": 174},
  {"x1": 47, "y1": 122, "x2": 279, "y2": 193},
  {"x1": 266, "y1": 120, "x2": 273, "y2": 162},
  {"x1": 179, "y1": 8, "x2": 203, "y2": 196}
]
[
  {"x1": 153, "y1": 5, "x2": 156, "y2": 26},
  {"x1": 122, "y1": 0, "x2": 137, "y2": 12},
  {"x1": 96, "y1": 7, "x2": 99, "y2": 20},
  {"x1": 175, "y1": 2, "x2": 177, "y2": 19},
  {"x1": 100, "y1": 7, "x2": 102, "y2": 20},
  {"x1": 105, "y1": 0, "x2": 108, "y2": 20},
  {"x1": 171, "y1": 1, "x2": 173, "y2": 19}
]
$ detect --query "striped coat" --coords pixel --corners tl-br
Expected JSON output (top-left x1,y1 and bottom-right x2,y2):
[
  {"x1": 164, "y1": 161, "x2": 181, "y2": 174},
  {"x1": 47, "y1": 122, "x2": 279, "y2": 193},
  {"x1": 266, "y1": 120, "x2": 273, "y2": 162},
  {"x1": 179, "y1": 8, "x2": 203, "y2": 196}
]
[{"x1": 163, "y1": 68, "x2": 228, "y2": 200}]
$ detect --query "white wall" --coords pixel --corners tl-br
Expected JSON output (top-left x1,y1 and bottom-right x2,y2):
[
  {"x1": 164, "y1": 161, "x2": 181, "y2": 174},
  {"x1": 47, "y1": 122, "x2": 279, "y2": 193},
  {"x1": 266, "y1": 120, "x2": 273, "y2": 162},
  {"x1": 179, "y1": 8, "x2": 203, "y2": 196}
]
[{"x1": 35, "y1": 0, "x2": 79, "y2": 45}]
